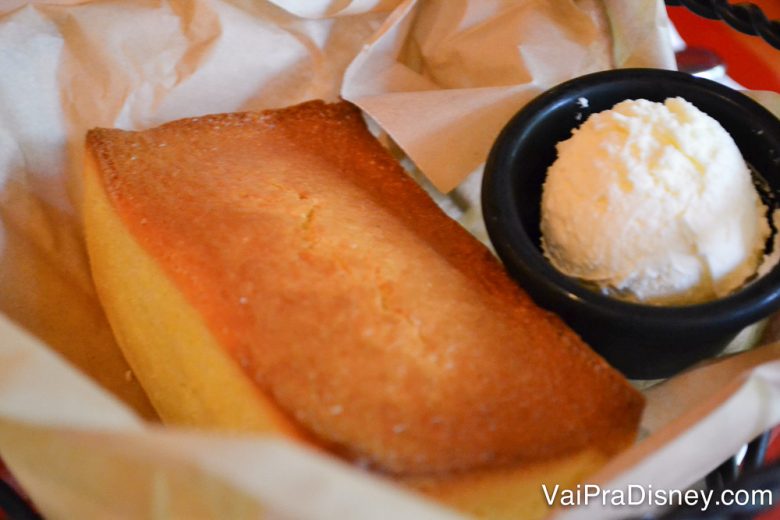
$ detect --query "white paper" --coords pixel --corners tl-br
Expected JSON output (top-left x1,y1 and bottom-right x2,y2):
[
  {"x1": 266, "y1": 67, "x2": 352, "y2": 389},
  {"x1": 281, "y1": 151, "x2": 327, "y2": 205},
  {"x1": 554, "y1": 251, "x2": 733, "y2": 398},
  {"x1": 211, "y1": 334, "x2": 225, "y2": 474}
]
[
  {"x1": 341, "y1": 0, "x2": 676, "y2": 192},
  {"x1": 0, "y1": 1, "x2": 779, "y2": 519}
]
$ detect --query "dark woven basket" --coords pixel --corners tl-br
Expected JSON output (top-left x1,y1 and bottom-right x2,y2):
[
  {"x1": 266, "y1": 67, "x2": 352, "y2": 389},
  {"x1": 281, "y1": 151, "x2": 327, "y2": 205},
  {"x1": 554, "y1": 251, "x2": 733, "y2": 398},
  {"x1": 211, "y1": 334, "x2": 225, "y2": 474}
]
[{"x1": 666, "y1": 0, "x2": 780, "y2": 49}]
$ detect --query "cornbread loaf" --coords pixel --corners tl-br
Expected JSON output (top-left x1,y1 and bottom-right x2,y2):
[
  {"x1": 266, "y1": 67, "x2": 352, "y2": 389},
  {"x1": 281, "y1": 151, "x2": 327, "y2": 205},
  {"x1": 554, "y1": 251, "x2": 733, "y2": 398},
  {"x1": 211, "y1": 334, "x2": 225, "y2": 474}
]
[{"x1": 83, "y1": 100, "x2": 643, "y2": 479}]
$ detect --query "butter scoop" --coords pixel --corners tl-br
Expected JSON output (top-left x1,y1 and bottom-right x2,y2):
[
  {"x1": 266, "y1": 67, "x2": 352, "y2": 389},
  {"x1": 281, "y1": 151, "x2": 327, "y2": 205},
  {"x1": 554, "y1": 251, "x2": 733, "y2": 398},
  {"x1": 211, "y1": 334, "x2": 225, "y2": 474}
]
[{"x1": 541, "y1": 97, "x2": 770, "y2": 305}]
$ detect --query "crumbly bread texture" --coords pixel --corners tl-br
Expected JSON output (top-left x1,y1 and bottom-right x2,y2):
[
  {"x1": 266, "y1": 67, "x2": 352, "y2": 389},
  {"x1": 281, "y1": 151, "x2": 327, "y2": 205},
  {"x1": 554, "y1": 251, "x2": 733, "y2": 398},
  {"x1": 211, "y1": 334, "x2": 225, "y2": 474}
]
[{"x1": 84, "y1": 100, "x2": 643, "y2": 478}]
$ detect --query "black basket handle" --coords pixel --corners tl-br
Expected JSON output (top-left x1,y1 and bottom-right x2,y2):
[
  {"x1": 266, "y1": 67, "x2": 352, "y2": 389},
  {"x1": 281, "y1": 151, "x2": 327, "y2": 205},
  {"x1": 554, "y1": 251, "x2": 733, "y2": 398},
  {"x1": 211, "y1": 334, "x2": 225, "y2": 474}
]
[{"x1": 0, "y1": 478, "x2": 40, "y2": 520}]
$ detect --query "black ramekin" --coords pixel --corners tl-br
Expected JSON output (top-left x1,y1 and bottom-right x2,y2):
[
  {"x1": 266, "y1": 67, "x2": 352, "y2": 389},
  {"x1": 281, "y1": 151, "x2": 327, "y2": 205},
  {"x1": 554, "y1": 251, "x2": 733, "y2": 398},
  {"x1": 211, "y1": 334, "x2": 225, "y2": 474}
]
[{"x1": 482, "y1": 68, "x2": 780, "y2": 379}]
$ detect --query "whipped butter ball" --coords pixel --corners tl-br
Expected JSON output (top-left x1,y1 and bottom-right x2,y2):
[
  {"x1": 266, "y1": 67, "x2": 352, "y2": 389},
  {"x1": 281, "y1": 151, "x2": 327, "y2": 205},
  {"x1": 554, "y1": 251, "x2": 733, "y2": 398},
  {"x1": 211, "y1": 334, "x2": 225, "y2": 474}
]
[{"x1": 540, "y1": 97, "x2": 770, "y2": 305}]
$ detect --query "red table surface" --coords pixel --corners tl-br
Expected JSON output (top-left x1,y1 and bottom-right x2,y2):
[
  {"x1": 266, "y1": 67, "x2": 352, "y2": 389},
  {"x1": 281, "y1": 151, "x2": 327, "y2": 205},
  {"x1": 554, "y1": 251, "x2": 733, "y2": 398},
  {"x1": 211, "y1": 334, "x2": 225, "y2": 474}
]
[{"x1": 667, "y1": 3, "x2": 780, "y2": 93}]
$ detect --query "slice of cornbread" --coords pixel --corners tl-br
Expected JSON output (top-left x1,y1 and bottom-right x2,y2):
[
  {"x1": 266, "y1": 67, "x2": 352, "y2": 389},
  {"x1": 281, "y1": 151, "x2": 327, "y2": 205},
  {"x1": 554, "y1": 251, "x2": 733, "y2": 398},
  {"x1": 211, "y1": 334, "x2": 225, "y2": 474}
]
[{"x1": 83, "y1": 101, "x2": 642, "y2": 513}]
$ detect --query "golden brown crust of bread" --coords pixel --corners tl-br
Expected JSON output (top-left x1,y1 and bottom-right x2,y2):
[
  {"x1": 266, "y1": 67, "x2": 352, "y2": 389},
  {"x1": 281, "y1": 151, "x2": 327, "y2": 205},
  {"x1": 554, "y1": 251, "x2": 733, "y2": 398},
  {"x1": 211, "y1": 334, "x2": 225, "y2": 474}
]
[{"x1": 86, "y1": 100, "x2": 643, "y2": 476}]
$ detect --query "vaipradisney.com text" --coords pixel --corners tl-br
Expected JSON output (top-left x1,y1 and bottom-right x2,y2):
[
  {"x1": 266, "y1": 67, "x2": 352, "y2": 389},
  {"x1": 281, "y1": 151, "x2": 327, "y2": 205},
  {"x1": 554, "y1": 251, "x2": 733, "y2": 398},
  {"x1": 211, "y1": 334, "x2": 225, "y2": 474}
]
[{"x1": 542, "y1": 483, "x2": 773, "y2": 512}]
